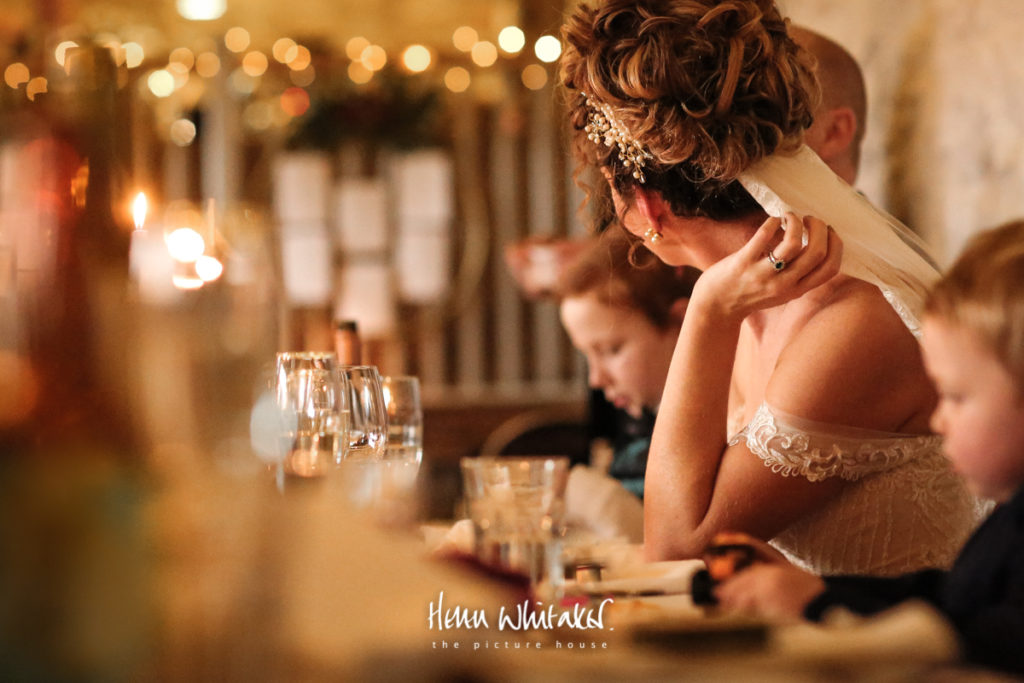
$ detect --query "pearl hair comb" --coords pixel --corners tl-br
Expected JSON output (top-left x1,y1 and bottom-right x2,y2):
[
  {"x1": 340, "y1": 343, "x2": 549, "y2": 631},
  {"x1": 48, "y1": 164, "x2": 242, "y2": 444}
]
[{"x1": 583, "y1": 96, "x2": 653, "y2": 183}]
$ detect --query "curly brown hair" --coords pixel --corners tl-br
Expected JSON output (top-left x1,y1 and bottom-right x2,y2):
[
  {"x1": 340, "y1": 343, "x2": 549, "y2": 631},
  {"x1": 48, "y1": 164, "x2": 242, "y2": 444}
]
[
  {"x1": 561, "y1": 0, "x2": 819, "y2": 221},
  {"x1": 557, "y1": 228, "x2": 699, "y2": 329}
]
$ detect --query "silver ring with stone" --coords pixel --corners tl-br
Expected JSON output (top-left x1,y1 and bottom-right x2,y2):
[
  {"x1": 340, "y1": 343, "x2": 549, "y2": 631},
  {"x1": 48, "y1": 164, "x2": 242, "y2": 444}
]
[{"x1": 766, "y1": 250, "x2": 786, "y2": 272}]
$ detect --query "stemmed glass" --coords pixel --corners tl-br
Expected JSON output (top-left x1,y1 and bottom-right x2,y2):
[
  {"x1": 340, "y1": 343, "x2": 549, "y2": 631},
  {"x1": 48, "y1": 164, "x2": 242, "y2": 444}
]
[
  {"x1": 273, "y1": 352, "x2": 349, "y2": 487},
  {"x1": 336, "y1": 365, "x2": 388, "y2": 512},
  {"x1": 340, "y1": 365, "x2": 388, "y2": 461}
]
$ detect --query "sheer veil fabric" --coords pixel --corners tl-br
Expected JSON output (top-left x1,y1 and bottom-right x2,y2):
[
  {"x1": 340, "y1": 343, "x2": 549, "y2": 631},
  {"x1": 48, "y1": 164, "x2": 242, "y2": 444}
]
[{"x1": 739, "y1": 145, "x2": 940, "y2": 337}]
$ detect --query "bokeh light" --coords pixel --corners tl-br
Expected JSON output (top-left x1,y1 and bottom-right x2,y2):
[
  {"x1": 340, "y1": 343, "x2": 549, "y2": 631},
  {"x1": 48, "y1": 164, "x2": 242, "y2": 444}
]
[
  {"x1": 289, "y1": 65, "x2": 315, "y2": 87},
  {"x1": 224, "y1": 27, "x2": 250, "y2": 53},
  {"x1": 534, "y1": 35, "x2": 562, "y2": 63},
  {"x1": 345, "y1": 36, "x2": 370, "y2": 61},
  {"x1": 169, "y1": 118, "x2": 197, "y2": 146},
  {"x1": 195, "y1": 255, "x2": 224, "y2": 281},
  {"x1": 4, "y1": 63, "x2": 29, "y2": 89},
  {"x1": 195, "y1": 51, "x2": 221, "y2": 77},
  {"x1": 124, "y1": 42, "x2": 145, "y2": 68},
  {"x1": 360, "y1": 45, "x2": 387, "y2": 72},
  {"x1": 347, "y1": 62, "x2": 372, "y2": 84},
  {"x1": 444, "y1": 67, "x2": 470, "y2": 93},
  {"x1": 471, "y1": 41, "x2": 498, "y2": 67},
  {"x1": 402, "y1": 45, "x2": 431, "y2": 73},
  {"x1": 288, "y1": 45, "x2": 312, "y2": 71},
  {"x1": 147, "y1": 69, "x2": 175, "y2": 97},
  {"x1": 169, "y1": 47, "x2": 195, "y2": 70},
  {"x1": 521, "y1": 64, "x2": 548, "y2": 90},
  {"x1": 498, "y1": 26, "x2": 526, "y2": 54},
  {"x1": 55, "y1": 41, "x2": 79, "y2": 67},
  {"x1": 452, "y1": 26, "x2": 478, "y2": 52},
  {"x1": 279, "y1": 87, "x2": 310, "y2": 117},
  {"x1": 25, "y1": 77, "x2": 47, "y2": 101},
  {"x1": 242, "y1": 51, "x2": 268, "y2": 77},
  {"x1": 243, "y1": 100, "x2": 275, "y2": 130},
  {"x1": 177, "y1": 0, "x2": 226, "y2": 21},
  {"x1": 229, "y1": 68, "x2": 259, "y2": 95},
  {"x1": 165, "y1": 227, "x2": 205, "y2": 262},
  {"x1": 273, "y1": 37, "x2": 297, "y2": 63},
  {"x1": 166, "y1": 62, "x2": 189, "y2": 88}
]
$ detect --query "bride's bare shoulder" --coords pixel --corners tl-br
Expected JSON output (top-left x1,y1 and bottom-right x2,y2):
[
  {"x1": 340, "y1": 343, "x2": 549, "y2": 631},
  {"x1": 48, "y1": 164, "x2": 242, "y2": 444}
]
[
  {"x1": 768, "y1": 276, "x2": 934, "y2": 430},
  {"x1": 800, "y1": 275, "x2": 911, "y2": 338}
]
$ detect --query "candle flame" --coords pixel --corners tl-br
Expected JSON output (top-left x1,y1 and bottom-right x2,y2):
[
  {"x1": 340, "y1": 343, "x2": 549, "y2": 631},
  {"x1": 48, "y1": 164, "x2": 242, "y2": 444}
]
[{"x1": 132, "y1": 192, "x2": 148, "y2": 230}]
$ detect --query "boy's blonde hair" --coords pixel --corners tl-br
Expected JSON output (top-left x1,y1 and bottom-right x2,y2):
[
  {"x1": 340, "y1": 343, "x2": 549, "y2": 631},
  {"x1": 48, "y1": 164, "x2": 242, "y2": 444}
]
[{"x1": 925, "y1": 220, "x2": 1024, "y2": 393}]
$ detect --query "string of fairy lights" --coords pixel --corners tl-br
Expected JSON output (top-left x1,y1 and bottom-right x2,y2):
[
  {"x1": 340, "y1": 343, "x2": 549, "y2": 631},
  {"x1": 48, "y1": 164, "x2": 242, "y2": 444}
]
[{"x1": 3, "y1": 19, "x2": 564, "y2": 147}]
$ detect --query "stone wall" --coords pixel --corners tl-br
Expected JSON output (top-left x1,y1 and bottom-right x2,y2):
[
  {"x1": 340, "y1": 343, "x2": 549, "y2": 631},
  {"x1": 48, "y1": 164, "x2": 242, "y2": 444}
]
[{"x1": 783, "y1": 0, "x2": 1024, "y2": 264}]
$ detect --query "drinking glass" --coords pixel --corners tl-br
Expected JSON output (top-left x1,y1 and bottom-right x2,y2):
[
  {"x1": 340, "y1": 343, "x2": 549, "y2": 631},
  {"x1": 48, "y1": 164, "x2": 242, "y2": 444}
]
[
  {"x1": 340, "y1": 365, "x2": 388, "y2": 461},
  {"x1": 460, "y1": 456, "x2": 570, "y2": 595},
  {"x1": 381, "y1": 375, "x2": 423, "y2": 466},
  {"x1": 274, "y1": 352, "x2": 349, "y2": 484}
]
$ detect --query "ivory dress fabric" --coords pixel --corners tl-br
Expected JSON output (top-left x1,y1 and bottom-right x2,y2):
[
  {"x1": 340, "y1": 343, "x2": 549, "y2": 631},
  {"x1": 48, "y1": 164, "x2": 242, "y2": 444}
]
[{"x1": 729, "y1": 402, "x2": 984, "y2": 576}]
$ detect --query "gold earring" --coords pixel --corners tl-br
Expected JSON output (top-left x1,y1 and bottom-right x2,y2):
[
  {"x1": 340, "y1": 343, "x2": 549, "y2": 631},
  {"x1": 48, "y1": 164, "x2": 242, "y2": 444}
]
[{"x1": 645, "y1": 228, "x2": 663, "y2": 244}]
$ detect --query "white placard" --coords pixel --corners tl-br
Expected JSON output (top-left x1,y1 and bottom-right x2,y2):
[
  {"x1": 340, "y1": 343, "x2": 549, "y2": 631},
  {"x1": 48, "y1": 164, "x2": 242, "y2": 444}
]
[
  {"x1": 281, "y1": 230, "x2": 333, "y2": 305},
  {"x1": 333, "y1": 177, "x2": 389, "y2": 253},
  {"x1": 334, "y1": 261, "x2": 396, "y2": 337},
  {"x1": 273, "y1": 151, "x2": 332, "y2": 223},
  {"x1": 390, "y1": 148, "x2": 454, "y2": 223},
  {"x1": 394, "y1": 231, "x2": 450, "y2": 304}
]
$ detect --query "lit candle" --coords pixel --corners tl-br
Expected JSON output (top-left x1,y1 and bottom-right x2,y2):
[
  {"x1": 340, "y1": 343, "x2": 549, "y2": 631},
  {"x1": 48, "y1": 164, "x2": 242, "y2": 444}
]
[
  {"x1": 132, "y1": 191, "x2": 148, "y2": 231},
  {"x1": 128, "y1": 191, "x2": 180, "y2": 303}
]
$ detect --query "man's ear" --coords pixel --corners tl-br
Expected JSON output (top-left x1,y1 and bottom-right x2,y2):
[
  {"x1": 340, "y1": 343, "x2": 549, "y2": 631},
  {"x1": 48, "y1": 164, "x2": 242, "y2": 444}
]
[{"x1": 817, "y1": 106, "x2": 857, "y2": 160}]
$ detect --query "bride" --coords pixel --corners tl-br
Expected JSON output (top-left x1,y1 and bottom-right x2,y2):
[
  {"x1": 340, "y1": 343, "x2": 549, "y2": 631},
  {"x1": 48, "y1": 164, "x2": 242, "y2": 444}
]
[{"x1": 560, "y1": 0, "x2": 980, "y2": 575}]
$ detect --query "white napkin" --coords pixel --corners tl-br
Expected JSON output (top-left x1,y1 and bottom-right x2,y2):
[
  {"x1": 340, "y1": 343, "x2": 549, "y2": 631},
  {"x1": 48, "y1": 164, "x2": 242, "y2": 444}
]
[
  {"x1": 564, "y1": 464, "x2": 644, "y2": 543},
  {"x1": 425, "y1": 518, "x2": 475, "y2": 556}
]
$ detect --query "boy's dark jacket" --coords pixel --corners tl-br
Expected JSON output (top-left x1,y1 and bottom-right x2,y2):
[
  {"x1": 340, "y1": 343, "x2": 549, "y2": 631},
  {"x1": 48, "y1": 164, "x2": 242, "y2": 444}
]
[{"x1": 806, "y1": 485, "x2": 1024, "y2": 674}]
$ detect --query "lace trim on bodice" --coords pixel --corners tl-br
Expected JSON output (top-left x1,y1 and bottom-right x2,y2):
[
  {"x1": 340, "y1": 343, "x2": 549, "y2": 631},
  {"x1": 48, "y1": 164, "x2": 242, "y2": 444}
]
[
  {"x1": 882, "y1": 287, "x2": 922, "y2": 339},
  {"x1": 728, "y1": 402, "x2": 942, "y2": 483}
]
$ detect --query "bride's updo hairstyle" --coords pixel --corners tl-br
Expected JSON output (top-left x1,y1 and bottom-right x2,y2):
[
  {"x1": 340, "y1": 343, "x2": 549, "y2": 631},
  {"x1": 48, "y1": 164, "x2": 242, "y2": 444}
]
[{"x1": 561, "y1": 0, "x2": 819, "y2": 221}]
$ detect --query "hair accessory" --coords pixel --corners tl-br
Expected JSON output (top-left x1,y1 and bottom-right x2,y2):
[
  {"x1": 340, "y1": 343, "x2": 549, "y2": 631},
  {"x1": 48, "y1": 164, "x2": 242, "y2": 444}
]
[
  {"x1": 584, "y1": 96, "x2": 653, "y2": 183},
  {"x1": 644, "y1": 228, "x2": 664, "y2": 244},
  {"x1": 766, "y1": 250, "x2": 786, "y2": 272}
]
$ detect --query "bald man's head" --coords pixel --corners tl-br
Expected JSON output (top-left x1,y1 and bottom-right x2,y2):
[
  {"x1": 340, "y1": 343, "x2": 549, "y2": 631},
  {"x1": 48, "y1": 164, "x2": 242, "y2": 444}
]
[{"x1": 791, "y1": 26, "x2": 867, "y2": 183}]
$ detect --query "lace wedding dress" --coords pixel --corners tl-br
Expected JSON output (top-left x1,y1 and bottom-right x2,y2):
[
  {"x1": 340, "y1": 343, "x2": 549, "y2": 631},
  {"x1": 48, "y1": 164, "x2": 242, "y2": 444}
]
[{"x1": 729, "y1": 402, "x2": 985, "y2": 576}]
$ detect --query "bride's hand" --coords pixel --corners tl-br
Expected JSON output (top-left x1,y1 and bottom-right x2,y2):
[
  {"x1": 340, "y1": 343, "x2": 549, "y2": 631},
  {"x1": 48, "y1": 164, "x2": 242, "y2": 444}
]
[{"x1": 692, "y1": 212, "x2": 843, "y2": 321}]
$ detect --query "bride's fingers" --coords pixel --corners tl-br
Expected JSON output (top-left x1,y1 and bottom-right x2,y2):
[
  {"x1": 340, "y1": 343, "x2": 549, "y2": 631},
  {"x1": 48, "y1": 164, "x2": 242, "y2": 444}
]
[
  {"x1": 795, "y1": 225, "x2": 843, "y2": 291},
  {"x1": 794, "y1": 215, "x2": 830, "y2": 266},
  {"x1": 771, "y1": 212, "x2": 805, "y2": 262},
  {"x1": 744, "y1": 215, "x2": 785, "y2": 262}
]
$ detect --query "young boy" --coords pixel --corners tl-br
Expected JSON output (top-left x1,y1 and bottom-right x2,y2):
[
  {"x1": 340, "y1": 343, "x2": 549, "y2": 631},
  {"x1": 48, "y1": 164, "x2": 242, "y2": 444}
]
[{"x1": 707, "y1": 220, "x2": 1024, "y2": 675}]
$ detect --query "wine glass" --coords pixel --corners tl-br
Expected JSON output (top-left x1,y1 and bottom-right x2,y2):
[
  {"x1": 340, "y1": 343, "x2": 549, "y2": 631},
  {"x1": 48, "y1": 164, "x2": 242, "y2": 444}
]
[
  {"x1": 274, "y1": 352, "x2": 349, "y2": 486},
  {"x1": 336, "y1": 365, "x2": 388, "y2": 512},
  {"x1": 340, "y1": 365, "x2": 387, "y2": 461}
]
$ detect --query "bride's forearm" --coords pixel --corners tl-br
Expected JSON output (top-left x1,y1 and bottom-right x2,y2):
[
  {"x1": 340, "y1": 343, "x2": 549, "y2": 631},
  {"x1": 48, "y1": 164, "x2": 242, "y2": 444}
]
[{"x1": 644, "y1": 297, "x2": 745, "y2": 560}]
